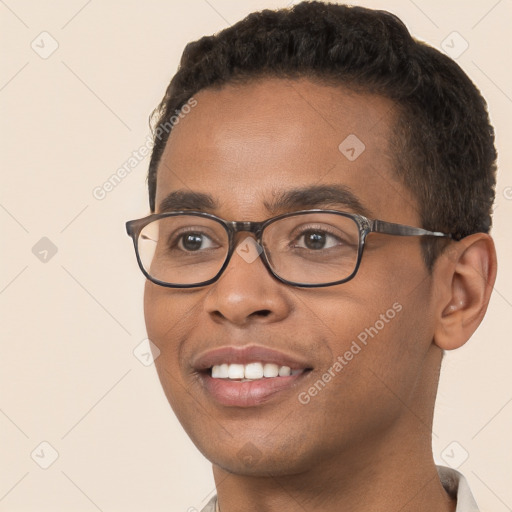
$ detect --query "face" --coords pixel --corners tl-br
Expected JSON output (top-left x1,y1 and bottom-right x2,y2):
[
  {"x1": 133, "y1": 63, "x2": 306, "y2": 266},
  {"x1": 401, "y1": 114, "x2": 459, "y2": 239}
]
[{"x1": 144, "y1": 78, "x2": 441, "y2": 477}]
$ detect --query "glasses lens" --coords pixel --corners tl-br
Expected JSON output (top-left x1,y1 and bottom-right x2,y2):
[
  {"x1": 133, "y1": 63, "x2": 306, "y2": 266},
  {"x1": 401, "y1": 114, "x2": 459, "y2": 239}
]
[
  {"x1": 263, "y1": 212, "x2": 360, "y2": 285},
  {"x1": 137, "y1": 215, "x2": 229, "y2": 285}
]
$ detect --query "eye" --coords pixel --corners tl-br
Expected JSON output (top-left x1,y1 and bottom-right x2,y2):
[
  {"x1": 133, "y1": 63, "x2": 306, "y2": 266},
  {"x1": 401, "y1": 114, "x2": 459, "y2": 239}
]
[
  {"x1": 172, "y1": 230, "x2": 218, "y2": 252},
  {"x1": 293, "y1": 229, "x2": 343, "y2": 250}
]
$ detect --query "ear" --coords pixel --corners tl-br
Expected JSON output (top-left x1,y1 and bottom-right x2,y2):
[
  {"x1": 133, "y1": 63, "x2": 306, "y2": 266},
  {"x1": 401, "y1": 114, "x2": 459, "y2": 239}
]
[{"x1": 433, "y1": 233, "x2": 497, "y2": 351}]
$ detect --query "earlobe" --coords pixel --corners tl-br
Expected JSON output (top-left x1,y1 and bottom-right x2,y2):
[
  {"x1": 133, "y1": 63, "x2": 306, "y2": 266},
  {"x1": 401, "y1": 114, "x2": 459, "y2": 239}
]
[{"x1": 433, "y1": 233, "x2": 497, "y2": 351}]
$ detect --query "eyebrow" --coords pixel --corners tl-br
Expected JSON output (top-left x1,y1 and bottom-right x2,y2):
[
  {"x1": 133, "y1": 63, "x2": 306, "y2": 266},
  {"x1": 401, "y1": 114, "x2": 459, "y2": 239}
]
[{"x1": 157, "y1": 184, "x2": 373, "y2": 218}]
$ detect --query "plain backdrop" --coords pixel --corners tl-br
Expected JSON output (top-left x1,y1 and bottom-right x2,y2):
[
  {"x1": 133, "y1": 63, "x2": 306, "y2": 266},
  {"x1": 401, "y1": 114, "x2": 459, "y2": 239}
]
[{"x1": 1, "y1": 1, "x2": 511, "y2": 511}]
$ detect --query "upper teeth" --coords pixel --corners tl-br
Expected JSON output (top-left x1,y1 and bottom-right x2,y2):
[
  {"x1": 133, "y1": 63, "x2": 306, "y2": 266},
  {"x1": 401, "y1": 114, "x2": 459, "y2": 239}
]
[{"x1": 211, "y1": 362, "x2": 302, "y2": 380}]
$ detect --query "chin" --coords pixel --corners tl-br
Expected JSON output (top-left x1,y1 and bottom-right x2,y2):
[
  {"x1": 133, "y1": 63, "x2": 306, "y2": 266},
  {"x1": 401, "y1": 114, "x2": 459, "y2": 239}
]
[
  {"x1": 196, "y1": 436, "x2": 322, "y2": 478},
  {"x1": 212, "y1": 454, "x2": 307, "y2": 477}
]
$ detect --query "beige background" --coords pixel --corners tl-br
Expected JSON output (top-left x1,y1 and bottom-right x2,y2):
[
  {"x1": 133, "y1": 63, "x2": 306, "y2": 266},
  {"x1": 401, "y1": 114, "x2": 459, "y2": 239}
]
[{"x1": 1, "y1": 1, "x2": 511, "y2": 511}]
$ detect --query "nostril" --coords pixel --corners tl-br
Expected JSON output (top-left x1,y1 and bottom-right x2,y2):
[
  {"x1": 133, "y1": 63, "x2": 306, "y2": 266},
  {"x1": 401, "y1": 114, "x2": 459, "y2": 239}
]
[{"x1": 253, "y1": 310, "x2": 271, "y2": 317}]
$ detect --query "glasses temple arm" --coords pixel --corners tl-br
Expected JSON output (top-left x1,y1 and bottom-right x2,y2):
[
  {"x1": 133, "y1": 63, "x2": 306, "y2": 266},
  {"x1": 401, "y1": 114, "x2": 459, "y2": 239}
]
[{"x1": 371, "y1": 219, "x2": 453, "y2": 238}]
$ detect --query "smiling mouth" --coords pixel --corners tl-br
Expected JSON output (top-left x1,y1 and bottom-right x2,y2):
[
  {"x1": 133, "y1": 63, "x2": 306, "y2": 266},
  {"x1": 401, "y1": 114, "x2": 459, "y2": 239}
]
[
  {"x1": 209, "y1": 362, "x2": 311, "y2": 381},
  {"x1": 193, "y1": 345, "x2": 314, "y2": 405}
]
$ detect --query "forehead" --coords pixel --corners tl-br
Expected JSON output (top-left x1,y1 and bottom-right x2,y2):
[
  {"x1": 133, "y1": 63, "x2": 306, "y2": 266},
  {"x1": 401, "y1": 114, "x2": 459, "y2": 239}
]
[{"x1": 155, "y1": 78, "x2": 418, "y2": 224}]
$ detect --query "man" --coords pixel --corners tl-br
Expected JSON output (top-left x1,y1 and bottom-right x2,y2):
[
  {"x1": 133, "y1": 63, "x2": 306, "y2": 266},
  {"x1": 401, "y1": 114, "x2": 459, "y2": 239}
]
[{"x1": 126, "y1": 2, "x2": 497, "y2": 510}]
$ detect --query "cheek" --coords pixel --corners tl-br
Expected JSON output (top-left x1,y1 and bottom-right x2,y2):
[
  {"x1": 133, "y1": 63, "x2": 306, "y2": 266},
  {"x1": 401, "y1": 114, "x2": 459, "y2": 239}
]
[
  {"x1": 143, "y1": 282, "x2": 168, "y2": 345},
  {"x1": 311, "y1": 256, "x2": 434, "y2": 402},
  {"x1": 143, "y1": 283, "x2": 192, "y2": 367},
  {"x1": 296, "y1": 298, "x2": 431, "y2": 448},
  {"x1": 143, "y1": 283, "x2": 200, "y2": 418}
]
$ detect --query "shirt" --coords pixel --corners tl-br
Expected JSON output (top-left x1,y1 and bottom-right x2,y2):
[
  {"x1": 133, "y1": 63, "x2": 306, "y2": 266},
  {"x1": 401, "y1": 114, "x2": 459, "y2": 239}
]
[{"x1": 199, "y1": 465, "x2": 479, "y2": 512}]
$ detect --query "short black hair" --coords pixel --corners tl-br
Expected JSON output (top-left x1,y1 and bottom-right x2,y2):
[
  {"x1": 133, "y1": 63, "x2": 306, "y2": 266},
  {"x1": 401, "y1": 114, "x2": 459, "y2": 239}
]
[{"x1": 146, "y1": 1, "x2": 497, "y2": 269}]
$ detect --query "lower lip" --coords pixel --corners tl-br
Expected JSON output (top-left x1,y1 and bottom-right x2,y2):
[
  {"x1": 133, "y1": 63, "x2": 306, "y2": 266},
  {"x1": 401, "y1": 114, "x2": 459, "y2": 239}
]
[{"x1": 200, "y1": 372, "x2": 309, "y2": 407}]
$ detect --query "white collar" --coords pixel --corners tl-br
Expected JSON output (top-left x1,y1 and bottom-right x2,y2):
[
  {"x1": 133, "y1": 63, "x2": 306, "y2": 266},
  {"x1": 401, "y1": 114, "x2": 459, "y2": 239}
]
[{"x1": 436, "y1": 465, "x2": 480, "y2": 511}]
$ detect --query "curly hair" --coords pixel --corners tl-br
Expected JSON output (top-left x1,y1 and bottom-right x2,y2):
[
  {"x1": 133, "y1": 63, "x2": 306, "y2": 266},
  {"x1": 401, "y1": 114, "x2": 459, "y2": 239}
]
[{"x1": 146, "y1": 1, "x2": 497, "y2": 269}]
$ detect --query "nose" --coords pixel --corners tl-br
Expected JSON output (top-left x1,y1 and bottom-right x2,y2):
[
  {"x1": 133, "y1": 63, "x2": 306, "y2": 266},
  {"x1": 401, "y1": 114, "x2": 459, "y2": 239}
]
[{"x1": 203, "y1": 235, "x2": 292, "y2": 326}]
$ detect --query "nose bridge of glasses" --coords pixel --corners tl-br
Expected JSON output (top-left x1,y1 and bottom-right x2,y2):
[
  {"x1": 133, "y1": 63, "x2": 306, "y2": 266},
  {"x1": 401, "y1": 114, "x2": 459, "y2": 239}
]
[
  {"x1": 228, "y1": 221, "x2": 264, "y2": 240},
  {"x1": 226, "y1": 221, "x2": 267, "y2": 259}
]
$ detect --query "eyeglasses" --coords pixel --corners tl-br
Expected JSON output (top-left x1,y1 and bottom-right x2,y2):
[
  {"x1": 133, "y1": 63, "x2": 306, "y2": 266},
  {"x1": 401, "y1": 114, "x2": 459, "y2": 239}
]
[{"x1": 125, "y1": 209, "x2": 454, "y2": 288}]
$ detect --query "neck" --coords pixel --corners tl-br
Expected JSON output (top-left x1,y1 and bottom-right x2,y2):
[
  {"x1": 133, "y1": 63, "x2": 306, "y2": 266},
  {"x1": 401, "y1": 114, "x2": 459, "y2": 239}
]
[{"x1": 212, "y1": 420, "x2": 456, "y2": 512}]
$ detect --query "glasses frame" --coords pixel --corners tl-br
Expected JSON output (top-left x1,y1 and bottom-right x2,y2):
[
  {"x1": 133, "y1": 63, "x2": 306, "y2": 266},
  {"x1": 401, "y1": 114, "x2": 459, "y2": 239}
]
[{"x1": 126, "y1": 209, "x2": 455, "y2": 288}]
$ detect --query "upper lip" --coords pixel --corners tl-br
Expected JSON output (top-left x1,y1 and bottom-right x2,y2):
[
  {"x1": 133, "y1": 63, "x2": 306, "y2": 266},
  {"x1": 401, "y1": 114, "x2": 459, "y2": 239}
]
[{"x1": 192, "y1": 344, "x2": 313, "y2": 371}]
